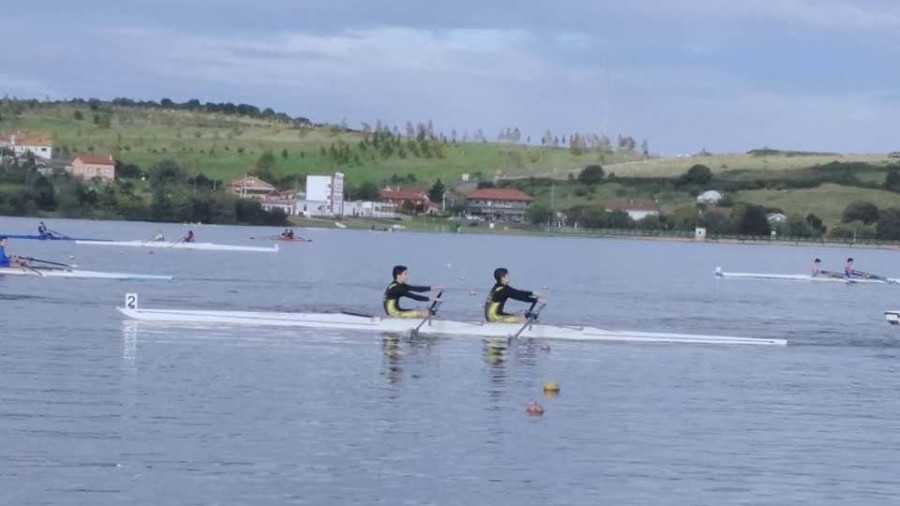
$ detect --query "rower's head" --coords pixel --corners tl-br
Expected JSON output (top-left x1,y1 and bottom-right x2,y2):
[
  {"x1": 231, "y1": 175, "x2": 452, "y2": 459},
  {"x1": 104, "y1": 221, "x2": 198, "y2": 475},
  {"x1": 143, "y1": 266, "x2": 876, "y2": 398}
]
[
  {"x1": 814, "y1": 258, "x2": 821, "y2": 264},
  {"x1": 392, "y1": 265, "x2": 409, "y2": 283},
  {"x1": 494, "y1": 267, "x2": 510, "y2": 285},
  {"x1": 847, "y1": 257, "x2": 854, "y2": 264}
]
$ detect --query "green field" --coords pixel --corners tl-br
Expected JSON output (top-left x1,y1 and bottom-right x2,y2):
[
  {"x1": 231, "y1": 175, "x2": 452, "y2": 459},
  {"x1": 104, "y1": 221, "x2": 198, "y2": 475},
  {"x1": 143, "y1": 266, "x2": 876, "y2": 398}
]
[
  {"x1": 735, "y1": 183, "x2": 900, "y2": 225},
  {"x1": 603, "y1": 153, "x2": 893, "y2": 178},
  {"x1": 0, "y1": 105, "x2": 643, "y2": 185}
]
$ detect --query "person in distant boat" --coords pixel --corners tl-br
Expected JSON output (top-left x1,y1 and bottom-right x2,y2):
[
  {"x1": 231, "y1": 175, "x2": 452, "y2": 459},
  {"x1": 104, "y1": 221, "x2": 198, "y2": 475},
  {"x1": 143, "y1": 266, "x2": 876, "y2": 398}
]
[
  {"x1": 37, "y1": 221, "x2": 58, "y2": 239},
  {"x1": 845, "y1": 257, "x2": 858, "y2": 278},
  {"x1": 811, "y1": 258, "x2": 822, "y2": 276},
  {"x1": 383, "y1": 265, "x2": 443, "y2": 318},
  {"x1": 0, "y1": 237, "x2": 27, "y2": 268},
  {"x1": 286, "y1": 229, "x2": 295, "y2": 239},
  {"x1": 153, "y1": 230, "x2": 165, "y2": 241},
  {"x1": 183, "y1": 230, "x2": 195, "y2": 243},
  {"x1": 485, "y1": 268, "x2": 540, "y2": 324}
]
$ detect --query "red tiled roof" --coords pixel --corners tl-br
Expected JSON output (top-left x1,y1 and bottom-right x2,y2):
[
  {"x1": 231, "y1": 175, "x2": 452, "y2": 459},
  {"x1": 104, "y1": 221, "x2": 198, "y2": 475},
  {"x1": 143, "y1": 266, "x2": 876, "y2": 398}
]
[
  {"x1": 467, "y1": 188, "x2": 534, "y2": 202},
  {"x1": 73, "y1": 153, "x2": 115, "y2": 165},
  {"x1": 227, "y1": 175, "x2": 276, "y2": 190},
  {"x1": 13, "y1": 134, "x2": 52, "y2": 146},
  {"x1": 380, "y1": 188, "x2": 429, "y2": 201},
  {"x1": 605, "y1": 198, "x2": 658, "y2": 212}
]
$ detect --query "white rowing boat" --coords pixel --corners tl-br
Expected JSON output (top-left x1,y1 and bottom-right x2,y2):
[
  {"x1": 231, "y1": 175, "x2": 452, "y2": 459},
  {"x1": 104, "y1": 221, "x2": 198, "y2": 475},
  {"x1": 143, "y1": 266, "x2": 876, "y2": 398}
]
[
  {"x1": 117, "y1": 296, "x2": 786, "y2": 346},
  {"x1": 75, "y1": 240, "x2": 279, "y2": 253},
  {"x1": 885, "y1": 311, "x2": 900, "y2": 325},
  {"x1": 715, "y1": 267, "x2": 899, "y2": 284},
  {"x1": 0, "y1": 267, "x2": 173, "y2": 280}
]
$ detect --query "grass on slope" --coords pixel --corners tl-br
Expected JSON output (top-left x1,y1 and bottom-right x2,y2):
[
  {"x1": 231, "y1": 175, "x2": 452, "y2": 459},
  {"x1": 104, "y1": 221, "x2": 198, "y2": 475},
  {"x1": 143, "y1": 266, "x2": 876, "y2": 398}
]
[
  {"x1": 603, "y1": 153, "x2": 892, "y2": 178},
  {"x1": 736, "y1": 183, "x2": 900, "y2": 225},
  {"x1": 0, "y1": 106, "x2": 640, "y2": 185}
]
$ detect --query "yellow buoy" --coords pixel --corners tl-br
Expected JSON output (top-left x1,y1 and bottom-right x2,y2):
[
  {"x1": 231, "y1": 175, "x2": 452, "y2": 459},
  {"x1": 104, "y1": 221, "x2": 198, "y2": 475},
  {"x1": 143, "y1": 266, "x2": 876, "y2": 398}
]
[{"x1": 543, "y1": 382, "x2": 561, "y2": 394}]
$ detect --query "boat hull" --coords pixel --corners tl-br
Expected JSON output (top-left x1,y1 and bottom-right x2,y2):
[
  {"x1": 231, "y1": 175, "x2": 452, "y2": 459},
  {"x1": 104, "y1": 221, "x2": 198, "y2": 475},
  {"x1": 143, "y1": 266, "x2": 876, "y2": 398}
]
[
  {"x1": 0, "y1": 267, "x2": 172, "y2": 280},
  {"x1": 2, "y1": 234, "x2": 107, "y2": 241},
  {"x1": 117, "y1": 307, "x2": 786, "y2": 346},
  {"x1": 76, "y1": 240, "x2": 278, "y2": 253},
  {"x1": 716, "y1": 269, "x2": 898, "y2": 284},
  {"x1": 885, "y1": 311, "x2": 900, "y2": 325}
]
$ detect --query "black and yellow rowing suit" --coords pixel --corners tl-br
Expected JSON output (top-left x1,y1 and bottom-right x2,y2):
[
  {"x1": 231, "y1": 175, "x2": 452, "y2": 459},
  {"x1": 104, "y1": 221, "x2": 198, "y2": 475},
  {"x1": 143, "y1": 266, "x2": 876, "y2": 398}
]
[
  {"x1": 384, "y1": 282, "x2": 430, "y2": 318},
  {"x1": 485, "y1": 283, "x2": 537, "y2": 323}
]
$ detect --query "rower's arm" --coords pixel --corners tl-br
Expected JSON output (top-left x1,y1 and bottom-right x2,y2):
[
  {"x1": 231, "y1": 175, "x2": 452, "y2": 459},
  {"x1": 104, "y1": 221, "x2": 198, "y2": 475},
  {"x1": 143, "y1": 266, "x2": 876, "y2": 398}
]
[
  {"x1": 506, "y1": 286, "x2": 537, "y2": 303},
  {"x1": 406, "y1": 284, "x2": 431, "y2": 293},
  {"x1": 399, "y1": 286, "x2": 430, "y2": 301}
]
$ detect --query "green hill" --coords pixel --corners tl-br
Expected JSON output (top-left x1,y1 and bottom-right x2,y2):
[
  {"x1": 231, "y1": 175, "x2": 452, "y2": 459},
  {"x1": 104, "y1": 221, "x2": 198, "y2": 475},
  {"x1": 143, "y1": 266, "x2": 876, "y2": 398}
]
[{"x1": 0, "y1": 99, "x2": 643, "y2": 187}]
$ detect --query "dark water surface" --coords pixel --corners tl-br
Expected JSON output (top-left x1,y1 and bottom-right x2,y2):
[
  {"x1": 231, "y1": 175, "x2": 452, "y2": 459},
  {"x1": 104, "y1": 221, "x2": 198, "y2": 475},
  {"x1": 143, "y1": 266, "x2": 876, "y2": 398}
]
[{"x1": 2, "y1": 217, "x2": 900, "y2": 505}]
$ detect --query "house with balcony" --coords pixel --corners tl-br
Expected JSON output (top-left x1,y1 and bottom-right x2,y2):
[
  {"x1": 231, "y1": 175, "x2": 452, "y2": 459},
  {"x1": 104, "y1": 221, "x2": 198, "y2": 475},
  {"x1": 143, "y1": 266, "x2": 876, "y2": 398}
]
[{"x1": 465, "y1": 188, "x2": 534, "y2": 223}]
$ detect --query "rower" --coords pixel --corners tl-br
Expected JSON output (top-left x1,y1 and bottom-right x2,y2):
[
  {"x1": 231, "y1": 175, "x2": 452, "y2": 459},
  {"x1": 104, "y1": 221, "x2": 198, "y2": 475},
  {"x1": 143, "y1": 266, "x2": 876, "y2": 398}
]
[
  {"x1": 845, "y1": 257, "x2": 857, "y2": 278},
  {"x1": 287, "y1": 229, "x2": 295, "y2": 240},
  {"x1": 0, "y1": 237, "x2": 27, "y2": 267},
  {"x1": 383, "y1": 265, "x2": 442, "y2": 318},
  {"x1": 183, "y1": 230, "x2": 195, "y2": 243},
  {"x1": 811, "y1": 258, "x2": 821, "y2": 276},
  {"x1": 37, "y1": 222, "x2": 55, "y2": 239},
  {"x1": 485, "y1": 268, "x2": 540, "y2": 324}
]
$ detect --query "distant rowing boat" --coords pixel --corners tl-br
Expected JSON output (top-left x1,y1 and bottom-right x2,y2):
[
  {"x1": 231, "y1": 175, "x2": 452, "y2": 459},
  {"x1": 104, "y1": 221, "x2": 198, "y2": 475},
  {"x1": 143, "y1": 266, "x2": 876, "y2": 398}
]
[
  {"x1": 75, "y1": 240, "x2": 279, "y2": 253},
  {"x1": 1, "y1": 234, "x2": 109, "y2": 241},
  {"x1": 0, "y1": 267, "x2": 172, "y2": 280},
  {"x1": 885, "y1": 311, "x2": 900, "y2": 325},
  {"x1": 271, "y1": 236, "x2": 312, "y2": 243},
  {"x1": 118, "y1": 296, "x2": 786, "y2": 346},
  {"x1": 715, "y1": 267, "x2": 899, "y2": 284}
]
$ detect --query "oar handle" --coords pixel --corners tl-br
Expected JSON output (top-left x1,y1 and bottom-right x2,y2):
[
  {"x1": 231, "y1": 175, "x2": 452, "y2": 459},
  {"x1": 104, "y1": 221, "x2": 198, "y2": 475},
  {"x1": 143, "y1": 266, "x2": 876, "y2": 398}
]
[{"x1": 428, "y1": 291, "x2": 444, "y2": 312}]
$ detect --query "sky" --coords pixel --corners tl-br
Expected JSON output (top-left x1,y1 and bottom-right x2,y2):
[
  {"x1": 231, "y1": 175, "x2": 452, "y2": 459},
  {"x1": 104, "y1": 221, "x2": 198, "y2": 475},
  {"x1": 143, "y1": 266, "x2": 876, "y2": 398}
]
[{"x1": 1, "y1": 0, "x2": 899, "y2": 154}]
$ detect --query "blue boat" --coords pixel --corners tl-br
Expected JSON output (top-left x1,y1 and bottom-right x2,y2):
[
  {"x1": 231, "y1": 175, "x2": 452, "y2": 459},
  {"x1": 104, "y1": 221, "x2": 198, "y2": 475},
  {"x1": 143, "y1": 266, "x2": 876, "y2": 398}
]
[{"x1": 1, "y1": 234, "x2": 109, "y2": 241}]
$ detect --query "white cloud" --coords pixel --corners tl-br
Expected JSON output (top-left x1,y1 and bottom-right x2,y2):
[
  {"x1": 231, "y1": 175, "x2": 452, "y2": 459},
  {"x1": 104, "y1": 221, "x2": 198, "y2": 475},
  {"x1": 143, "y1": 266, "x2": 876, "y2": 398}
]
[{"x1": 633, "y1": 0, "x2": 900, "y2": 30}]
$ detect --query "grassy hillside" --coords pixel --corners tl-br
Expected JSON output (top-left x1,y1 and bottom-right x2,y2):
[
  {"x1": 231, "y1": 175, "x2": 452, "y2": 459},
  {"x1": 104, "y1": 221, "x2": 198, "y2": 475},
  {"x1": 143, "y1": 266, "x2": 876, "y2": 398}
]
[
  {"x1": 0, "y1": 104, "x2": 642, "y2": 186},
  {"x1": 735, "y1": 184, "x2": 900, "y2": 225},
  {"x1": 602, "y1": 153, "x2": 893, "y2": 178}
]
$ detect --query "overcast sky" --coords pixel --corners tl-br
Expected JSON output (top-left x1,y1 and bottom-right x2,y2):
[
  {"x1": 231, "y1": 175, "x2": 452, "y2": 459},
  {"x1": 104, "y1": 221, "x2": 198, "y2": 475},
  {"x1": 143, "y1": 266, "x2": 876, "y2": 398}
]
[{"x1": 2, "y1": 0, "x2": 899, "y2": 154}]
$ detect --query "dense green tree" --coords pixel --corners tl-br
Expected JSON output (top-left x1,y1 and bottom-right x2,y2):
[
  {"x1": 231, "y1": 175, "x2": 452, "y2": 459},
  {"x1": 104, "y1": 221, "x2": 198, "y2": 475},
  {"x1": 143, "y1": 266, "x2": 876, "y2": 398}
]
[
  {"x1": 428, "y1": 179, "x2": 446, "y2": 203},
  {"x1": 842, "y1": 201, "x2": 879, "y2": 224},
  {"x1": 737, "y1": 204, "x2": 771, "y2": 236},
  {"x1": 578, "y1": 165, "x2": 605, "y2": 185}
]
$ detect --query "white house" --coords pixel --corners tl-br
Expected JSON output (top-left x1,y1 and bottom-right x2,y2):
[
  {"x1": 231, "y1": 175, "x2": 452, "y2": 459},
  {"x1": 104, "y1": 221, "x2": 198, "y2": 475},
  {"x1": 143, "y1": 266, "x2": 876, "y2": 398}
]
[
  {"x1": 298, "y1": 172, "x2": 345, "y2": 217},
  {"x1": 605, "y1": 198, "x2": 660, "y2": 221},
  {"x1": 11, "y1": 134, "x2": 53, "y2": 160},
  {"x1": 343, "y1": 200, "x2": 399, "y2": 218},
  {"x1": 767, "y1": 213, "x2": 788, "y2": 225},
  {"x1": 696, "y1": 190, "x2": 723, "y2": 205}
]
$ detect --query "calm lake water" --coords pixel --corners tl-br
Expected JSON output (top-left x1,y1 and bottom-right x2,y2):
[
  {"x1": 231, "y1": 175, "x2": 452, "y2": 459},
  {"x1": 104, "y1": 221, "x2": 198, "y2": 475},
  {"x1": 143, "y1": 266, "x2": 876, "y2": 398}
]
[{"x1": 2, "y1": 216, "x2": 900, "y2": 505}]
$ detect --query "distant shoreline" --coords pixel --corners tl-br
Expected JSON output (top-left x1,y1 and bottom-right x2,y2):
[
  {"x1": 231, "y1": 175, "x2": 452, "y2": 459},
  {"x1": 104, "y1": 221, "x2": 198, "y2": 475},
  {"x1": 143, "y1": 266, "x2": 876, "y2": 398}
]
[{"x1": 288, "y1": 216, "x2": 900, "y2": 251}]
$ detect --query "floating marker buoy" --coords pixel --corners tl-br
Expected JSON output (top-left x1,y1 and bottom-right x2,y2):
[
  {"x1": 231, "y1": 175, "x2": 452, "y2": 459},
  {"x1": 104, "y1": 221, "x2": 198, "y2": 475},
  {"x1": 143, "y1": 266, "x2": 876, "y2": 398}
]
[
  {"x1": 543, "y1": 382, "x2": 561, "y2": 395},
  {"x1": 526, "y1": 401, "x2": 544, "y2": 416}
]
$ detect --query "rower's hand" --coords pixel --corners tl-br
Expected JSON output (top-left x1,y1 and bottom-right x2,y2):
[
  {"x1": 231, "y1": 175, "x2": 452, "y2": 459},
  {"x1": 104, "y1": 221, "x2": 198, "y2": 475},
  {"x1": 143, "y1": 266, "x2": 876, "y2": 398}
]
[{"x1": 431, "y1": 297, "x2": 443, "y2": 303}]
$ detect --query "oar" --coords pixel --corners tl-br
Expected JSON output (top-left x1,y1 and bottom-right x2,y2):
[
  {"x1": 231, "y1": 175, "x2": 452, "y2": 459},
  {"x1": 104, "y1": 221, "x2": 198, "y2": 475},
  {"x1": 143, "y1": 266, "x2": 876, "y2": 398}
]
[
  {"x1": 46, "y1": 228, "x2": 71, "y2": 239},
  {"x1": 18, "y1": 256, "x2": 76, "y2": 268},
  {"x1": 413, "y1": 291, "x2": 443, "y2": 335},
  {"x1": 510, "y1": 301, "x2": 546, "y2": 341}
]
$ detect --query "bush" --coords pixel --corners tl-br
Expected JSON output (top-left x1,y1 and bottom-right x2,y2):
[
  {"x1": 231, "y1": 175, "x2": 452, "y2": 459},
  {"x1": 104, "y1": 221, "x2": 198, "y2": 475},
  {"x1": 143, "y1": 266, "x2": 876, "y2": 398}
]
[
  {"x1": 578, "y1": 165, "x2": 605, "y2": 185},
  {"x1": 677, "y1": 164, "x2": 713, "y2": 187},
  {"x1": 842, "y1": 201, "x2": 879, "y2": 224}
]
